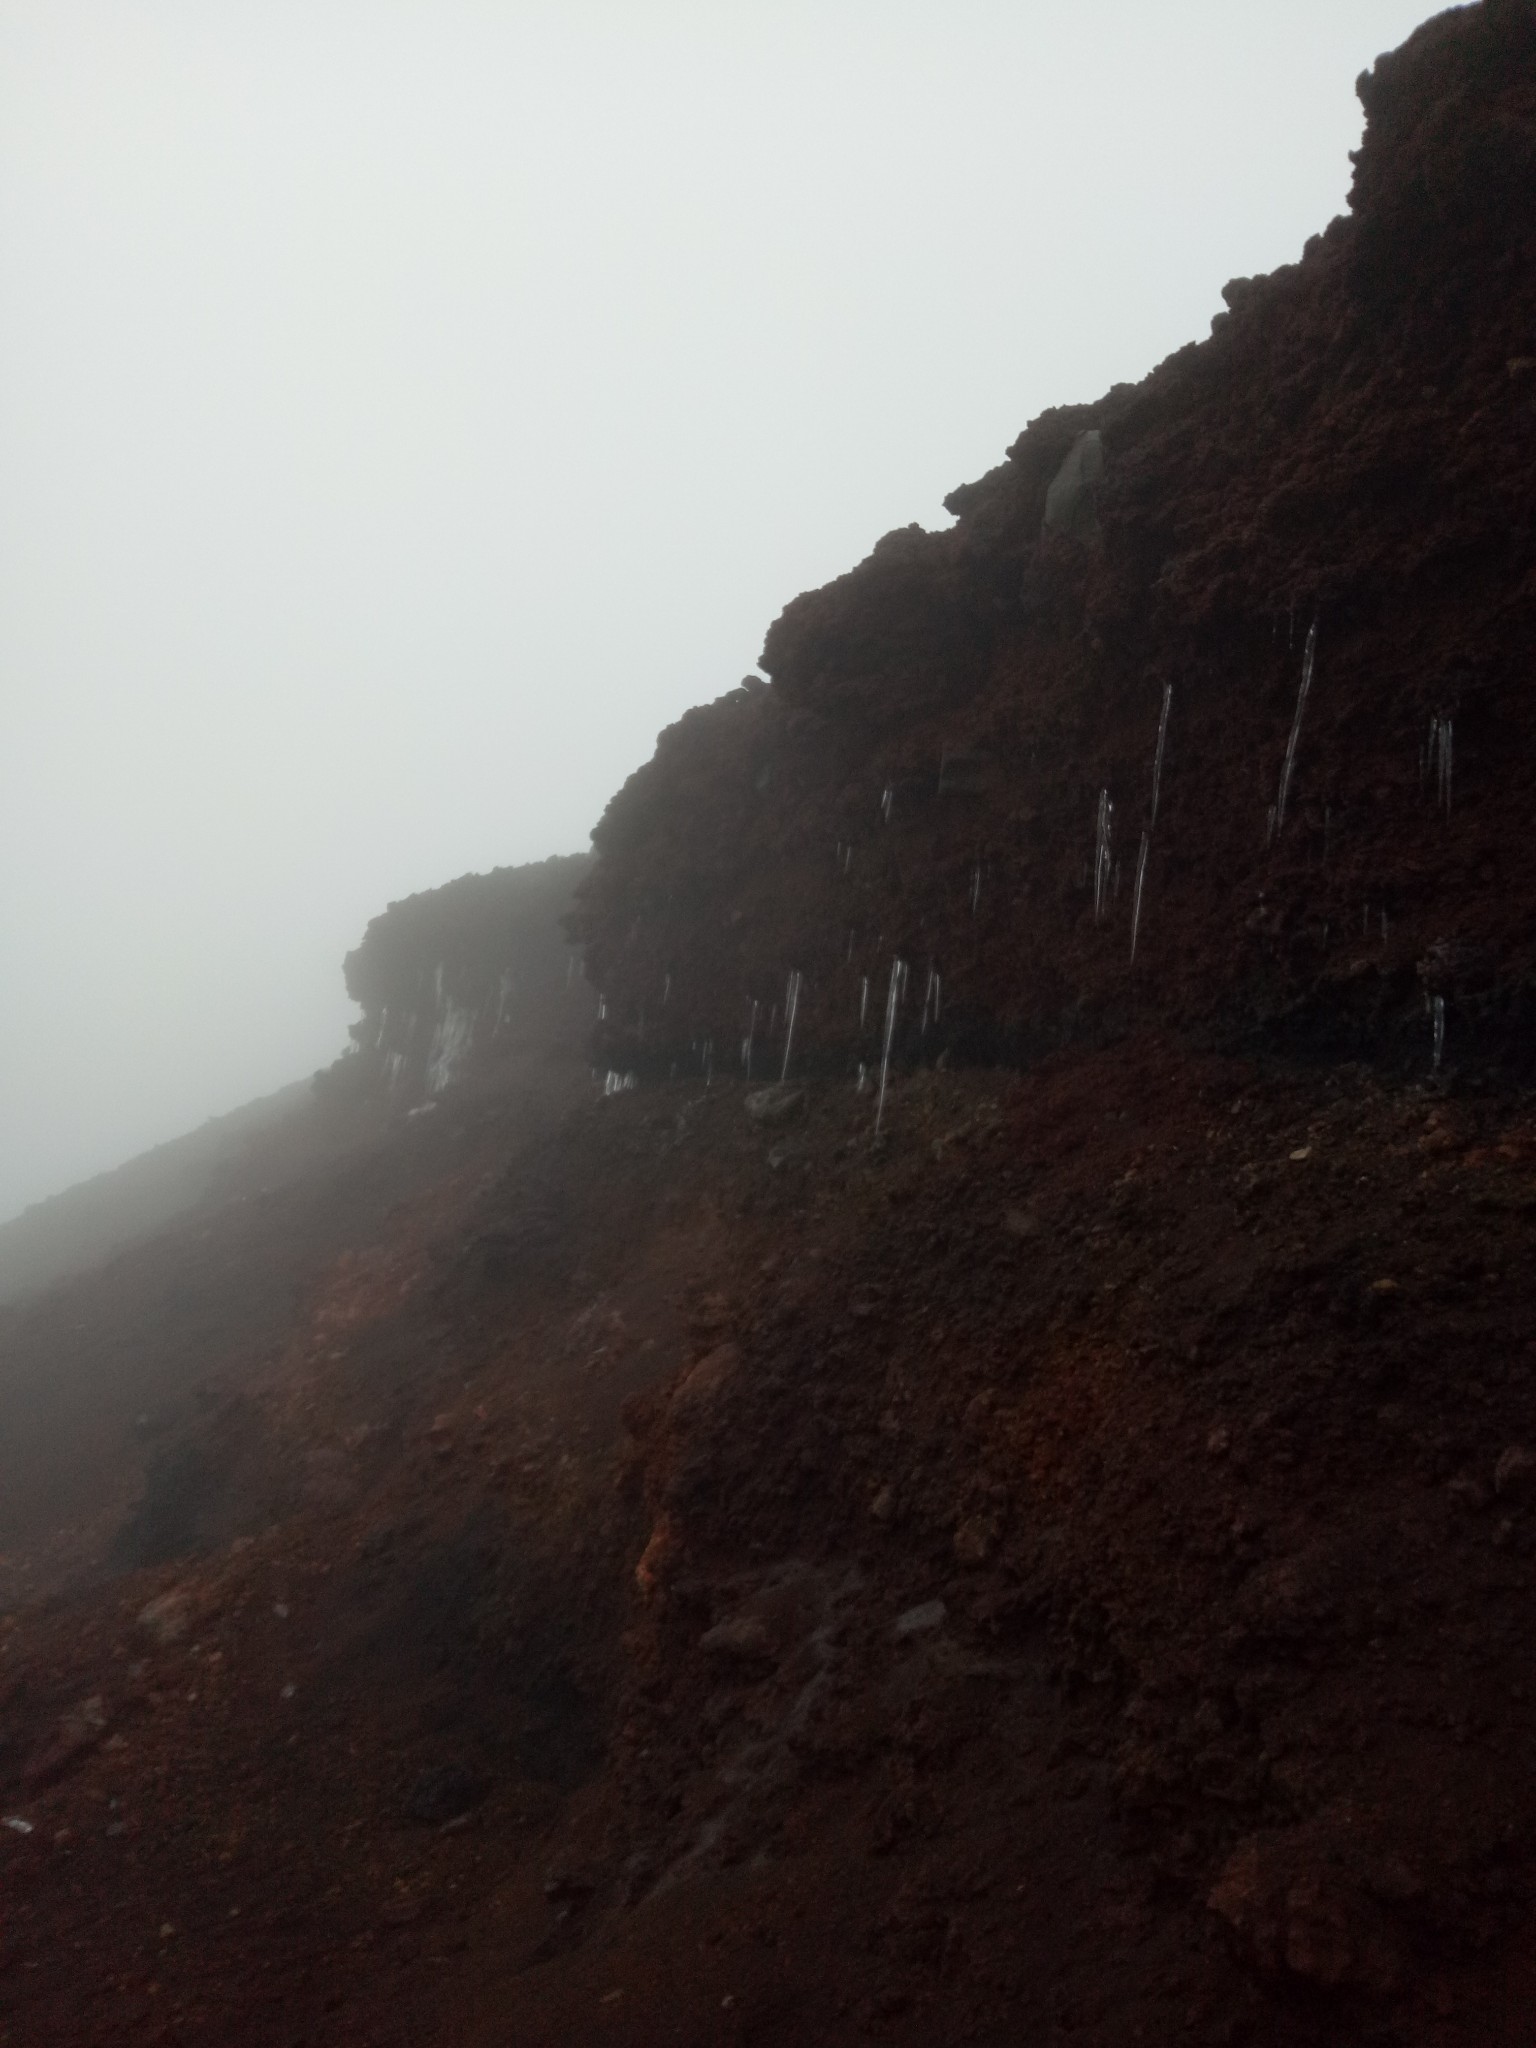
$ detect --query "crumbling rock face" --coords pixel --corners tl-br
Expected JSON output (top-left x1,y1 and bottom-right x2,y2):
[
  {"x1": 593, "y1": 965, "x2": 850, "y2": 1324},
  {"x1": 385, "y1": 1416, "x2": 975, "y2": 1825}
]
[
  {"x1": 330, "y1": 852, "x2": 592, "y2": 1105},
  {"x1": 571, "y1": 2, "x2": 1536, "y2": 1087}
]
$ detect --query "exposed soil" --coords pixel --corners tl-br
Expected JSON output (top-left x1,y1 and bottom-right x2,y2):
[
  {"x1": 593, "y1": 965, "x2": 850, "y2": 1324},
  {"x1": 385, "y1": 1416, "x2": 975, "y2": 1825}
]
[{"x1": 3, "y1": 1045, "x2": 1536, "y2": 2046}]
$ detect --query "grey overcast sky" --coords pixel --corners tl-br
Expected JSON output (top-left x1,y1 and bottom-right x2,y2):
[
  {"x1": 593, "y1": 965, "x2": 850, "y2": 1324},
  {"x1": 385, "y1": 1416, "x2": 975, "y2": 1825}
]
[{"x1": 0, "y1": 0, "x2": 1439, "y2": 1221}]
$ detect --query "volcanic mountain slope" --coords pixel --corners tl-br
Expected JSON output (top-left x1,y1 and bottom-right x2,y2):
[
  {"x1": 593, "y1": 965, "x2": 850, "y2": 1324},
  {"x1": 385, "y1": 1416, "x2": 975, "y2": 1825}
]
[{"x1": 4, "y1": 7, "x2": 1536, "y2": 2046}]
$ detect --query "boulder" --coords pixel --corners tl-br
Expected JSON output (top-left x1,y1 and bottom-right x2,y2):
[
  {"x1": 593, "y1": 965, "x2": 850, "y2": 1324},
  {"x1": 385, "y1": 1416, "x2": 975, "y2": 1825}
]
[{"x1": 745, "y1": 1085, "x2": 806, "y2": 1126}]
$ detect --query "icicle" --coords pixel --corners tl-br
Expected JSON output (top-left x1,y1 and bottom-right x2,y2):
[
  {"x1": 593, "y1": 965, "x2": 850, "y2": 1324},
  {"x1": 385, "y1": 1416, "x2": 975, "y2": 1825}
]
[
  {"x1": 1130, "y1": 831, "x2": 1150, "y2": 964},
  {"x1": 1093, "y1": 790, "x2": 1114, "y2": 923},
  {"x1": 880, "y1": 785, "x2": 894, "y2": 824},
  {"x1": 742, "y1": 999, "x2": 758, "y2": 1079},
  {"x1": 662, "y1": 973, "x2": 671, "y2": 1006},
  {"x1": 919, "y1": 967, "x2": 941, "y2": 1039},
  {"x1": 859, "y1": 976, "x2": 869, "y2": 1029},
  {"x1": 1274, "y1": 618, "x2": 1317, "y2": 835},
  {"x1": 1433, "y1": 995, "x2": 1446, "y2": 1073},
  {"x1": 1430, "y1": 715, "x2": 1453, "y2": 815},
  {"x1": 875, "y1": 959, "x2": 907, "y2": 1137},
  {"x1": 1266, "y1": 804, "x2": 1277, "y2": 848},
  {"x1": 1150, "y1": 683, "x2": 1172, "y2": 827},
  {"x1": 856, "y1": 1062, "x2": 869, "y2": 1094},
  {"x1": 780, "y1": 971, "x2": 803, "y2": 1083},
  {"x1": 970, "y1": 864, "x2": 982, "y2": 915},
  {"x1": 596, "y1": 993, "x2": 607, "y2": 1023},
  {"x1": 703, "y1": 1038, "x2": 714, "y2": 1087},
  {"x1": 843, "y1": 843, "x2": 853, "y2": 874}
]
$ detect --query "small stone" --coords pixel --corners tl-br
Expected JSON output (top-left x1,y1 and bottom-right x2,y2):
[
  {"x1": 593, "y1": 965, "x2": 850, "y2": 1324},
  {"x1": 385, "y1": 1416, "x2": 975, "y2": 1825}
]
[
  {"x1": 137, "y1": 1592, "x2": 191, "y2": 1647},
  {"x1": 1289, "y1": 1146, "x2": 1312, "y2": 1162},
  {"x1": 698, "y1": 1615, "x2": 774, "y2": 1664},
  {"x1": 1369, "y1": 1278, "x2": 1400, "y2": 1296},
  {"x1": 404, "y1": 1762, "x2": 491, "y2": 1826},
  {"x1": 744, "y1": 1085, "x2": 806, "y2": 1126},
  {"x1": 953, "y1": 1515, "x2": 1000, "y2": 1566},
  {"x1": 22, "y1": 1696, "x2": 110, "y2": 1790},
  {"x1": 893, "y1": 1599, "x2": 947, "y2": 1640},
  {"x1": 1494, "y1": 1446, "x2": 1536, "y2": 1498}
]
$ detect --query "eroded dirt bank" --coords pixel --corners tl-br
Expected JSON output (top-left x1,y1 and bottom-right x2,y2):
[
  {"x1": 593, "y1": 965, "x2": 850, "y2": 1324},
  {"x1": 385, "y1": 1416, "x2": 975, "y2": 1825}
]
[{"x1": 3, "y1": 1049, "x2": 1536, "y2": 2046}]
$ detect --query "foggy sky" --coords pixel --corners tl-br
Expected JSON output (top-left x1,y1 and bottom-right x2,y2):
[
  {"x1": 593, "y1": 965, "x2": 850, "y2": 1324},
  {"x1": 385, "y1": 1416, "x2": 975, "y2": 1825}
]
[{"x1": 0, "y1": 0, "x2": 1438, "y2": 1222}]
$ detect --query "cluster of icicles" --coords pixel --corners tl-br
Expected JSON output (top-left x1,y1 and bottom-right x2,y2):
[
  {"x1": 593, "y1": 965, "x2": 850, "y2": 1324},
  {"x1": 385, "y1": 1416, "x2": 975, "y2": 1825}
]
[
  {"x1": 596, "y1": 617, "x2": 1465, "y2": 1123},
  {"x1": 1094, "y1": 676, "x2": 1171, "y2": 968}
]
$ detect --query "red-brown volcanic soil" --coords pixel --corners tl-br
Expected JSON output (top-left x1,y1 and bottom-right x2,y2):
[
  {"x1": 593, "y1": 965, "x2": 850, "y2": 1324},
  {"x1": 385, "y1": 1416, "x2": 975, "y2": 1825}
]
[
  {"x1": 4, "y1": 1046, "x2": 1536, "y2": 2046},
  {"x1": 5, "y1": 7, "x2": 1536, "y2": 2044}
]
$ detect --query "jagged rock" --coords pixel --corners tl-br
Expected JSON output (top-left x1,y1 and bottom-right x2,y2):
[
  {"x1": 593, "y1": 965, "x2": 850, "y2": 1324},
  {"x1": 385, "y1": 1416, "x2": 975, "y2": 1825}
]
[
  {"x1": 403, "y1": 1762, "x2": 490, "y2": 1825},
  {"x1": 22, "y1": 1696, "x2": 109, "y2": 1790},
  {"x1": 1494, "y1": 1446, "x2": 1536, "y2": 1498},
  {"x1": 137, "y1": 1591, "x2": 191, "y2": 1646},
  {"x1": 745, "y1": 1086, "x2": 806, "y2": 1126},
  {"x1": 699, "y1": 1614, "x2": 775, "y2": 1664},
  {"x1": 953, "y1": 1515, "x2": 1001, "y2": 1567},
  {"x1": 1209, "y1": 1835, "x2": 1402, "y2": 1995},
  {"x1": 893, "y1": 1599, "x2": 947, "y2": 1640}
]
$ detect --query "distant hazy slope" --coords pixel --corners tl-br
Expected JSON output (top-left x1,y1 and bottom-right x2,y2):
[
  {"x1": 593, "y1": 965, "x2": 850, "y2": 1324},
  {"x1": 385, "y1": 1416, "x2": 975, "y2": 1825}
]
[
  {"x1": 0, "y1": 1082, "x2": 345, "y2": 1305},
  {"x1": 0, "y1": 853, "x2": 594, "y2": 1306}
]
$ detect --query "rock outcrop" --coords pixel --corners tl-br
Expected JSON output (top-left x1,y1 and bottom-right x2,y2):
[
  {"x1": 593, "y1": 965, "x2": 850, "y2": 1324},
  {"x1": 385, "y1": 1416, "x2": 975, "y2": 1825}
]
[
  {"x1": 572, "y1": 2, "x2": 1536, "y2": 1086},
  {"x1": 332, "y1": 852, "x2": 592, "y2": 1105}
]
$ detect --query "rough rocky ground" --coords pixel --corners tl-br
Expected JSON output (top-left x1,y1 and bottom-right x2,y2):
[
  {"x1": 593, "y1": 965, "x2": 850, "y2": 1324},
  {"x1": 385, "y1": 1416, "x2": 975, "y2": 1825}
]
[{"x1": 3, "y1": 1041, "x2": 1535, "y2": 2046}]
